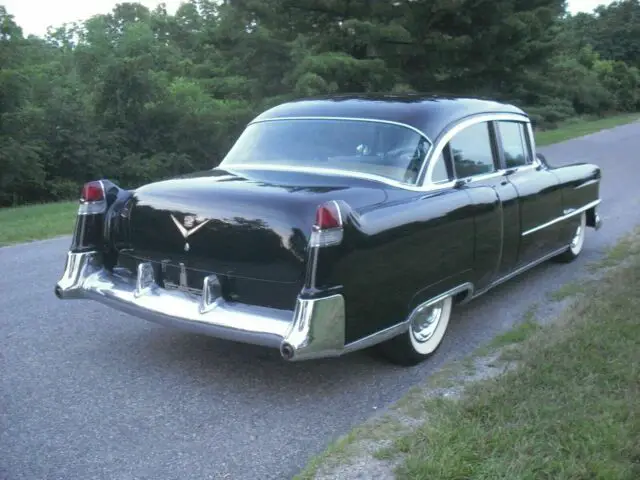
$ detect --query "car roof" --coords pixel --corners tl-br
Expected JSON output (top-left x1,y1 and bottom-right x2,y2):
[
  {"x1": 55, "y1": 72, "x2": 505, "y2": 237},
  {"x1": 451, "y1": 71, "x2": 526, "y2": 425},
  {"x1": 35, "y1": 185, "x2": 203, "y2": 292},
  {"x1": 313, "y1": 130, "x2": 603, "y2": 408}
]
[{"x1": 251, "y1": 93, "x2": 527, "y2": 141}]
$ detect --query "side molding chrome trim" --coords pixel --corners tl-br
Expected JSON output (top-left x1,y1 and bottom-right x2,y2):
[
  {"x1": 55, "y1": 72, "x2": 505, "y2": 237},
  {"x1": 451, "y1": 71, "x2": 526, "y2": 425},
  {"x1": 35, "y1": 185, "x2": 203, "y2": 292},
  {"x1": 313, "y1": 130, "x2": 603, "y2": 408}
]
[
  {"x1": 574, "y1": 178, "x2": 599, "y2": 190},
  {"x1": 339, "y1": 282, "x2": 475, "y2": 354},
  {"x1": 472, "y1": 245, "x2": 571, "y2": 299},
  {"x1": 418, "y1": 282, "x2": 475, "y2": 308},
  {"x1": 522, "y1": 199, "x2": 601, "y2": 237},
  {"x1": 342, "y1": 322, "x2": 410, "y2": 354}
]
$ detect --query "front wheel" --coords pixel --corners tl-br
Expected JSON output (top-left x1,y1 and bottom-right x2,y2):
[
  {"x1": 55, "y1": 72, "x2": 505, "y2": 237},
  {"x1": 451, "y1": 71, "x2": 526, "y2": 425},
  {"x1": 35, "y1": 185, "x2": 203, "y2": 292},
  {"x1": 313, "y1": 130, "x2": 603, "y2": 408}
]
[
  {"x1": 378, "y1": 295, "x2": 453, "y2": 366},
  {"x1": 554, "y1": 212, "x2": 586, "y2": 263}
]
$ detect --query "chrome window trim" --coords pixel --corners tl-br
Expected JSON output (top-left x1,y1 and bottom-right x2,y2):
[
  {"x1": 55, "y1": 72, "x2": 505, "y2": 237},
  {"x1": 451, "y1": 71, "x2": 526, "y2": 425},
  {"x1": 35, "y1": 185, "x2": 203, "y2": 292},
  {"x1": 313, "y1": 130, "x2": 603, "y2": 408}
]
[
  {"x1": 222, "y1": 112, "x2": 542, "y2": 193},
  {"x1": 223, "y1": 164, "x2": 451, "y2": 192},
  {"x1": 526, "y1": 122, "x2": 539, "y2": 159},
  {"x1": 219, "y1": 116, "x2": 434, "y2": 191},
  {"x1": 494, "y1": 118, "x2": 535, "y2": 168},
  {"x1": 248, "y1": 115, "x2": 433, "y2": 142},
  {"x1": 521, "y1": 199, "x2": 601, "y2": 237},
  {"x1": 423, "y1": 112, "x2": 535, "y2": 184}
]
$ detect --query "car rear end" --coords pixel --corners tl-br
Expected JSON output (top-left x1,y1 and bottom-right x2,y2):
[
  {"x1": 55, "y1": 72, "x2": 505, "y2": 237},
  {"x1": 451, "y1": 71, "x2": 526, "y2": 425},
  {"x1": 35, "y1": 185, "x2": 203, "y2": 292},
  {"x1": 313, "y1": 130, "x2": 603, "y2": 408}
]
[{"x1": 54, "y1": 176, "x2": 353, "y2": 361}]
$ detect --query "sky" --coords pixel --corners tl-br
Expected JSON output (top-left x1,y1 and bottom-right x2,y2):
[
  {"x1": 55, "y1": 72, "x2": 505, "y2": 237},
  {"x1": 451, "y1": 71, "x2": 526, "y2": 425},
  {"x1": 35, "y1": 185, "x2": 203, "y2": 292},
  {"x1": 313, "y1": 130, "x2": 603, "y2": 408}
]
[{"x1": 3, "y1": 0, "x2": 616, "y2": 37}]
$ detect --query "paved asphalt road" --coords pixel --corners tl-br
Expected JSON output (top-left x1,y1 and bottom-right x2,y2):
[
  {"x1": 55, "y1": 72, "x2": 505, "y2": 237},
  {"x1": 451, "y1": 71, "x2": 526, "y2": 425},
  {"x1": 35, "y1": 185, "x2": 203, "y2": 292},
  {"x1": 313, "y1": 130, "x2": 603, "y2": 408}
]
[{"x1": 2, "y1": 122, "x2": 640, "y2": 480}]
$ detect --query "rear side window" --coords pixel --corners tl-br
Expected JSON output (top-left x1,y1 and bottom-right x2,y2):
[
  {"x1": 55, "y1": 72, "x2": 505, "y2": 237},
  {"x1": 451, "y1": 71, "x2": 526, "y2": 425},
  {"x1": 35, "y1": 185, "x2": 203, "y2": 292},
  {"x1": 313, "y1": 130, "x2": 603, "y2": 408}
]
[
  {"x1": 497, "y1": 121, "x2": 530, "y2": 168},
  {"x1": 449, "y1": 122, "x2": 496, "y2": 178}
]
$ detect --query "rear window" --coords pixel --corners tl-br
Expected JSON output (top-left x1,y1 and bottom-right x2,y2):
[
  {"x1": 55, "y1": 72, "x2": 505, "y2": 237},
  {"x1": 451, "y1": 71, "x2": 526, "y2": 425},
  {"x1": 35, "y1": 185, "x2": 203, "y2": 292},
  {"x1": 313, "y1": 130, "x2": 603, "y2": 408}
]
[{"x1": 220, "y1": 119, "x2": 431, "y2": 185}]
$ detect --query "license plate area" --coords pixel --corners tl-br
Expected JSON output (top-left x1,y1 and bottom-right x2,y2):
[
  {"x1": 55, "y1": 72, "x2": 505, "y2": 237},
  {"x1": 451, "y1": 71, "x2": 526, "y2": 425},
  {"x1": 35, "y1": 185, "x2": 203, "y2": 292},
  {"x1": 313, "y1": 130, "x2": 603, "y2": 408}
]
[
  {"x1": 117, "y1": 253, "x2": 233, "y2": 310},
  {"x1": 161, "y1": 262, "x2": 206, "y2": 295}
]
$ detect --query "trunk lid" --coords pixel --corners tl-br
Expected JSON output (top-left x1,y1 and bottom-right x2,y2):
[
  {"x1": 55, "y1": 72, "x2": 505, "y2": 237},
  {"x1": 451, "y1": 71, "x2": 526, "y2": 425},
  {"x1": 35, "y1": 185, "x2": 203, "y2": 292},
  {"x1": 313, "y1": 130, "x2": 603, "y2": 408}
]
[{"x1": 120, "y1": 168, "x2": 385, "y2": 284}]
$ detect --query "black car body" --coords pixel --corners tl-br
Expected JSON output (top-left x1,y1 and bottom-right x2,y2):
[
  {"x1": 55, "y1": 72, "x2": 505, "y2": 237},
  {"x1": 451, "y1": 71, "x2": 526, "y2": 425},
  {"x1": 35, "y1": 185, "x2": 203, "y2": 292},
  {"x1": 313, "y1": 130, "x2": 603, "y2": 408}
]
[{"x1": 55, "y1": 95, "x2": 602, "y2": 365}]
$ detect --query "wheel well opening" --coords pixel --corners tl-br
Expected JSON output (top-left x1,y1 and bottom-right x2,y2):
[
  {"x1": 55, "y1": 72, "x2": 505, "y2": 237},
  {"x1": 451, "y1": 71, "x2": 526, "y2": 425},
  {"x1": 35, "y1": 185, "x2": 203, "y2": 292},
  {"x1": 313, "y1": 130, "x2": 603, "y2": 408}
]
[{"x1": 453, "y1": 288, "x2": 473, "y2": 305}]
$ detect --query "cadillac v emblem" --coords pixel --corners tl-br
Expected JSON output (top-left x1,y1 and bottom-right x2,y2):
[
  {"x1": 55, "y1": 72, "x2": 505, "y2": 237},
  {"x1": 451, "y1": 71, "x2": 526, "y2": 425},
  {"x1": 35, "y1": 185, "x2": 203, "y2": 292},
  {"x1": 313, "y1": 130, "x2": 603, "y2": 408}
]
[
  {"x1": 183, "y1": 215, "x2": 196, "y2": 228},
  {"x1": 170, "y1": 214, "x2": 210, "y2": 252}
]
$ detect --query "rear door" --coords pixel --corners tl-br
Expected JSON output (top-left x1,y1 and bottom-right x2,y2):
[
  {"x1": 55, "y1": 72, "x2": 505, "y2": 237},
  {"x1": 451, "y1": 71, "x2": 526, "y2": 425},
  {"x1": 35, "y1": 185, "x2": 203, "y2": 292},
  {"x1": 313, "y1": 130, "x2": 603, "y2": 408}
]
[
  {"x1": 494, "y1": 120, "x2": 565, "y2": 267},
  {"x1": 433, "y1": 120, "x2": 520, "y2": 291}
]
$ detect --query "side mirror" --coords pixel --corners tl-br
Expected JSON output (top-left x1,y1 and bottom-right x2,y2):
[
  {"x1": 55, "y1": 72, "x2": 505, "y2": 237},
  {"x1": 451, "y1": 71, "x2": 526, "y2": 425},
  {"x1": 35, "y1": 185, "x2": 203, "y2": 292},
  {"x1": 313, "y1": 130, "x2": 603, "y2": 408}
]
[
  {"x1": 454, "y1": 178, "x2": 470, "y2": 188},
  {"x1": 536, "y1": 153, "x2": 548, "y2": 166}
]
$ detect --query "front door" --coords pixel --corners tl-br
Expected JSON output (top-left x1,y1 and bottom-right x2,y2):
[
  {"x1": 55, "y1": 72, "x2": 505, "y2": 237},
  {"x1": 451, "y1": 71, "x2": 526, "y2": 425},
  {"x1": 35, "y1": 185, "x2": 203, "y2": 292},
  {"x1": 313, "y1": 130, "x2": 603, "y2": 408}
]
[{"x1": 494, "y1": 120, "x2": 564, "y2": 267}]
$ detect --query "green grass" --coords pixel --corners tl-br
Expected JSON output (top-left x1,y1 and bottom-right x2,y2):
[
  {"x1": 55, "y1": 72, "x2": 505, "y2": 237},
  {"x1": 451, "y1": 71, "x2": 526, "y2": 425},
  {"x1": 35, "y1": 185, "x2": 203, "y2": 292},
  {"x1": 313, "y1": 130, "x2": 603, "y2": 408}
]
[
  {"x1": 387, "y1": 247, "x2": 640, "y2": 479},
  {"x1": 0, "y1": 201, "x2": 77, "y2": 246},
  {"x1": 547, "y1": 280, "x2": 589, "y2": 301},
  {"x1": 535, "y1": 112, "x2": 640, "y2": 146},
  {"x1": 488, "y1": 305, "x2": 541, "y2": 348}
]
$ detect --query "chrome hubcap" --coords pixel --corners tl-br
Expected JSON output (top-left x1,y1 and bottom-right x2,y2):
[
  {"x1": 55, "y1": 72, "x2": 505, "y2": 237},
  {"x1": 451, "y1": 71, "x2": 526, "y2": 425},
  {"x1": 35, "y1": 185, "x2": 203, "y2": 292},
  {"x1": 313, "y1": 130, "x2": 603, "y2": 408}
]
[{"x1": 411, "y1": 301, "x2": 444, "y2": 343}]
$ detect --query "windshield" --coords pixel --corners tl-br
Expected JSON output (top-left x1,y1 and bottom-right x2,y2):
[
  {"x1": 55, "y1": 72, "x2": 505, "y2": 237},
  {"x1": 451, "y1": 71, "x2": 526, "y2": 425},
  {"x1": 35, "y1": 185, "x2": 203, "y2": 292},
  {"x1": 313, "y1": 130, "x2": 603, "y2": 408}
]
[{"x1": 219, "y1": 119, "x2": 431, "y2": 185}]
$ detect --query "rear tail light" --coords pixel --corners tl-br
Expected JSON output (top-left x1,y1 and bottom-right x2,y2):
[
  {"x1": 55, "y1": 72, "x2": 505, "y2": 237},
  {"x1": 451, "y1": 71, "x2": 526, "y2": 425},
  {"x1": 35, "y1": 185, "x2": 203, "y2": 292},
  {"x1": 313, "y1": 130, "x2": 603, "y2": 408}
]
[
  {"x1": 81, "y1": 181, "x2": 105, "y2": 202},
  {"x1": 78, "y1": 180, "x2": 107, "y2": 215},
  {"x1": 310, "y1": 201, "x2": 343, "y2": 247}
]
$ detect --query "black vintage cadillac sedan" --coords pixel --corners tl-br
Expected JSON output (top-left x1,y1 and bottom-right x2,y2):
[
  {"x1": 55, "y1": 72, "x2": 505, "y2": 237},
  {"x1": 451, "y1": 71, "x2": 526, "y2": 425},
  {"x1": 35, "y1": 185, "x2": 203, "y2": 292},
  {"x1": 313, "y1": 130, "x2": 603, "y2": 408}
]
[{"x1": 55, "y1": 94, "x2": 602, "y2": 365}]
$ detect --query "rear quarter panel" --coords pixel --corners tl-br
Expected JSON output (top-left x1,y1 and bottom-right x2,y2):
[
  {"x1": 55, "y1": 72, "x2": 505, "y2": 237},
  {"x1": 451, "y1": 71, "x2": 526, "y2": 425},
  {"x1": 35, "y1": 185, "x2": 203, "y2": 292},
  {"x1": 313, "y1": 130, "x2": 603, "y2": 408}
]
[
  {"x1": 309, "y1": 188, "x2": 476, "y2": 343},
  {"x1": 549, "y1": 162, "x2": 602, "y2": 240},
  {"x1": 550, "y1": 163, "x2": 602, "y2": 212}
]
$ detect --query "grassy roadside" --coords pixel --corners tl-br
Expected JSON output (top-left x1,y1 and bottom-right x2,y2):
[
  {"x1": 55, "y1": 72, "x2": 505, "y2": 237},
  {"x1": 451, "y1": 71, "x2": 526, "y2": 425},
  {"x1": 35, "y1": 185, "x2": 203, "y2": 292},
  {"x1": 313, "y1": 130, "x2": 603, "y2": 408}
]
[
  {"x1": 1, "y1": 112, "x2": 639, "y2": 247},
  {"x1": 0, "y1": 201, "x2": 77, "y2": 247},
  {"x1": 296, "y1": 231, "x2": 640, "y2": 480},
  {"x1": 535, "y1": 112, "x2": 640, "y2": 146}
]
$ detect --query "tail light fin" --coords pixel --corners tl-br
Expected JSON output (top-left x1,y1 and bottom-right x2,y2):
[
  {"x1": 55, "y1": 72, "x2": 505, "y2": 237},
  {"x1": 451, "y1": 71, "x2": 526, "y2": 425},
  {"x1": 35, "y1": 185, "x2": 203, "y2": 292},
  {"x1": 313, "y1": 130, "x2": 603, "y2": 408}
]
[
  {"x1": 79, "y1": 180, "x2": 107, "y2": 215},
  {"x1": 310, "y1": 200, "x2": 344, "y2": 247}
]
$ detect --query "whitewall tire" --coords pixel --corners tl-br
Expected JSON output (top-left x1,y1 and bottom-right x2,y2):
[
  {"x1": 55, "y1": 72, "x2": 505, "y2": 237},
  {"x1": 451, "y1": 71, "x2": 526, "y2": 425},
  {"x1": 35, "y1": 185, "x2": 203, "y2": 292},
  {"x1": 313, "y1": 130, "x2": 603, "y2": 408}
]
[
  {"x1": 555, "y1": 212, "x2": 586, "y2": 263},
  {"x1": 379, "y1": 295, "x2": 453, "y2": 366}
]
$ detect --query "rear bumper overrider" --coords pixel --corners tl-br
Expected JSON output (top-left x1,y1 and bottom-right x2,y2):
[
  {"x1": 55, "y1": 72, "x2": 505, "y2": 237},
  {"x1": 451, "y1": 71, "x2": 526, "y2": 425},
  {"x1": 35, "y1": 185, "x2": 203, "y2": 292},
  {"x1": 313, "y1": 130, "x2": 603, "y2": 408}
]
[{"x1": 54, "y1": 251, "x2": 348, "y2": 361}]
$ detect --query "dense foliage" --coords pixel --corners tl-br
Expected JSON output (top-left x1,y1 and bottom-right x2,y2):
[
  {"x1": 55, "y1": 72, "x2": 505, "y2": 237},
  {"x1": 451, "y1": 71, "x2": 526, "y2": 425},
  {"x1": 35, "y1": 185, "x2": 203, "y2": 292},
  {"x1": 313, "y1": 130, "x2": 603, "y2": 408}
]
[{"x1": 1, "y1": 0, "x2": 639, "y2": 206}]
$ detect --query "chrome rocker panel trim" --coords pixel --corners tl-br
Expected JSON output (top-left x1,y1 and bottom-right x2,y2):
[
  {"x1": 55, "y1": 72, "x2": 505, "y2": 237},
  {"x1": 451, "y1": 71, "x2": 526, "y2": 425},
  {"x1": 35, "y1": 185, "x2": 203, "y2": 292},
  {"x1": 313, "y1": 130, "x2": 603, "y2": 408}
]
[{"x1": 54, "y1": 251, "x2": 348, "y2": 362}]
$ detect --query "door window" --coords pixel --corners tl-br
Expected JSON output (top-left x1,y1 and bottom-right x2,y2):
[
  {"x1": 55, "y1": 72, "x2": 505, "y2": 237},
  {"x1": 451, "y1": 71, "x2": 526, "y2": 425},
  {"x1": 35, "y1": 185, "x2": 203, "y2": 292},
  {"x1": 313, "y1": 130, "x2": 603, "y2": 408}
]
[
  {"x1": 448, "y1": 122, "x2": 496, "y2": 178},
  {"x1": 430, "y1": 152, "x2": 451, "y2": 183},
  {"x1": 497, "y1": 121, "x2": 530, "y2": 168}
]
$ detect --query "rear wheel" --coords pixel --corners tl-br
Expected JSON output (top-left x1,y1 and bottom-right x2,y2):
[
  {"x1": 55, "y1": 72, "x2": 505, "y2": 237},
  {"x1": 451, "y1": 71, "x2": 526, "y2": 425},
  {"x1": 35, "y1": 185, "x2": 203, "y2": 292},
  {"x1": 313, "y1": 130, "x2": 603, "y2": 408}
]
[
  {"x1": 379, "y1": 295, "x2": 453, "y2": 366},
  {"x1": 554, "y1": 212, "x2": 586, "y2": 263}
]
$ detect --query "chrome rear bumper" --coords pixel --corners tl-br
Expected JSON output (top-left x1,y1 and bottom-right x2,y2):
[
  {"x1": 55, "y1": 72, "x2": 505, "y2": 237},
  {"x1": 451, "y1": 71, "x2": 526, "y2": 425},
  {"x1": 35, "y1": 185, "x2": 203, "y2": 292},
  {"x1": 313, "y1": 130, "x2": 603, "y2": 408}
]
[{"x1": 55, "y1": 251, "x2": 347, "y2": 361}]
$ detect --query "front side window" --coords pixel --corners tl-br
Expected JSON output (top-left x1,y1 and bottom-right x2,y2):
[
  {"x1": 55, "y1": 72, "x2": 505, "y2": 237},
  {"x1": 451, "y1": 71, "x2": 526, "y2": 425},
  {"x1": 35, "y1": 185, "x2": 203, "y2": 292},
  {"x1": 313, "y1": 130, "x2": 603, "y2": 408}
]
[
  {"x1": 448, "y1": 122, "x2": 496, "y2": 178},
  {"x1": 497, "y1": 121, "x2": 530, "y2": 168},
  {"x1": 220, "y1": 119, "x2": 431, "y2": 185}
]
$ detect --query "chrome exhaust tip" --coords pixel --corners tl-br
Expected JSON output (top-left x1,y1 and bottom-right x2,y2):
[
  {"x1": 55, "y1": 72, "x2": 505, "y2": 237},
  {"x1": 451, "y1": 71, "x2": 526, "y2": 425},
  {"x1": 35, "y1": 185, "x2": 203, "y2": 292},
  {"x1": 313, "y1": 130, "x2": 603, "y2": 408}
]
[
  {"x1": 54, "y1": 284, "x2": 63, "y2": 299},
  {"x1": 280, "y1": 342, "x2": 295, "y2": 361}
]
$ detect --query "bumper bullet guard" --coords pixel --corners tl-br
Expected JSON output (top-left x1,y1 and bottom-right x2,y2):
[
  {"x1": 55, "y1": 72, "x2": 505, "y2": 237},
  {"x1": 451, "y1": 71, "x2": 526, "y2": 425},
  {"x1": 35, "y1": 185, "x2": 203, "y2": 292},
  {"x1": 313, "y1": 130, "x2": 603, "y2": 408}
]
[{"x1": 55, "y1": 251, "x2": 347, "y2": 361}]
